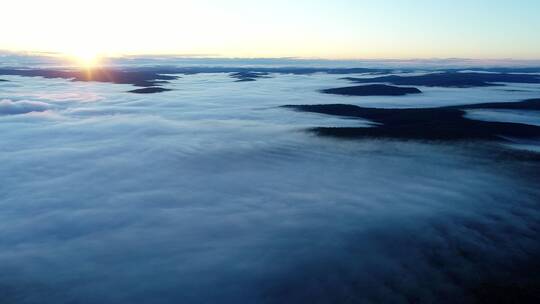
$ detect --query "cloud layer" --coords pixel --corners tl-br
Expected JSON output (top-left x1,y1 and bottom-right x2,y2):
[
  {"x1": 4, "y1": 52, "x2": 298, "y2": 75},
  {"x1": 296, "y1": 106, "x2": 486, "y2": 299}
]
[
  {"x1": 0, "y1": 99, "x2": 51, "y2": 115},
  {"x1": 0, "y1": 68, "x2": 539, "y2": 303}
]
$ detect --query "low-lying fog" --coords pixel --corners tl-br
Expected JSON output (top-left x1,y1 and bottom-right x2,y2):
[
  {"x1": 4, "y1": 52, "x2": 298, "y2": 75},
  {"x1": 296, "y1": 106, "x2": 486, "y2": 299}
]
[{"x1": 1, "y1": 70, "x2": 539, "y2": 303}]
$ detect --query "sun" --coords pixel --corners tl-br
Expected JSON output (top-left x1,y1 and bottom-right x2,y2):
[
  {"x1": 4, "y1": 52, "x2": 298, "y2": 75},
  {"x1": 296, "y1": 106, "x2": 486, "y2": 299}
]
[{"x1": 67, "y1": 50, "x2": 101, "y2": 68}]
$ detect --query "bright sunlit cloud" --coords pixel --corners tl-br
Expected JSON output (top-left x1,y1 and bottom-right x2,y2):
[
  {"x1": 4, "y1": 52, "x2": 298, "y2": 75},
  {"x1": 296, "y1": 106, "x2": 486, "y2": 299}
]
[{"x1": 1, "y1": 0, "x2": 540, "y2": 59}]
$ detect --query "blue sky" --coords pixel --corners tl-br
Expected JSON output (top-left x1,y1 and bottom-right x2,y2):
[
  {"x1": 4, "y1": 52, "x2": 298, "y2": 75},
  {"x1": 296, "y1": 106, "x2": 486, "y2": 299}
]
[{"x1": 0, "y1": 0, "x2": 539, "y2": 59}]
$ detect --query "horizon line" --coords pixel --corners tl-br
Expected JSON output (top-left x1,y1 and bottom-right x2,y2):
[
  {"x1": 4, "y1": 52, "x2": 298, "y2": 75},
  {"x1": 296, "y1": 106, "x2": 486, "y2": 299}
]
[{"x1": 2, "y1": 50, "x2": 540, "y2": 63}]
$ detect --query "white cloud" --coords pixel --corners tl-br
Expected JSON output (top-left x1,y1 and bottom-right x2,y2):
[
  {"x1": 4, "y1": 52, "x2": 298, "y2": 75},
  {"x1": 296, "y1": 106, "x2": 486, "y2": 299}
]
[{"x1": 0, "y1": 99, "x2": 51, "y2": 115}]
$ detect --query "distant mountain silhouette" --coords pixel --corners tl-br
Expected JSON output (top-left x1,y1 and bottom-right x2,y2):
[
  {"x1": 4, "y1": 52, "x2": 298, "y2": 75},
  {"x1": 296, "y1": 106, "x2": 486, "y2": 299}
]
[
  {"x1": 0, "y1": 66, "x2": 388, "y2": 85},
  {"x1": 283, "y1": 99, "x2": 540, "y2": 141},
  {"x1": 0, "y1": 67, "x2": 389, "y2": 94},
  {"x1": 230, "y1": 71, "x2": 271, "y2": 82},
  {"x1": 321, "y1": 84, "x2": 422, "y2": 96},
  {"x1": 342, "y1": 72, "x2": 540, "y2": 88},
  {"x1": 128, "y1": 87, "x2": 172, "y2": 94},
  {"x1": 2, "y1": 67, "x2": 540, "y2": 94},
  {"x1": 0, "y1": 68, "x2": 178, "y2": 87}
]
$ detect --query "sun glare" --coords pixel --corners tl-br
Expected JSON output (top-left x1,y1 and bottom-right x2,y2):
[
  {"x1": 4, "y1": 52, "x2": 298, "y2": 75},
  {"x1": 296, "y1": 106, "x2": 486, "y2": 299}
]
[{"x1": 68, "y1": 50, "x2": 101, "y2": 68}]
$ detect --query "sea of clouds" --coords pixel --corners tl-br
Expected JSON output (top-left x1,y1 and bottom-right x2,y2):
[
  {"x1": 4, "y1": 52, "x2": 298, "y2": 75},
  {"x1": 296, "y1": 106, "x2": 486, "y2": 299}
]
[{"x1": 1, "y1": 70, "x2": 540, "y2": 303}]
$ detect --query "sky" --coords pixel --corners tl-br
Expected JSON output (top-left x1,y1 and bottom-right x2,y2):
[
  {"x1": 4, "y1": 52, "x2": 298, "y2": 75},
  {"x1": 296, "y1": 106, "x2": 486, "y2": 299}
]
[{"x1": 1, "y1": 0, "x2": 539, "y2": 60}]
